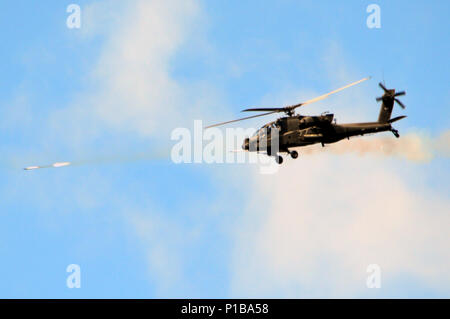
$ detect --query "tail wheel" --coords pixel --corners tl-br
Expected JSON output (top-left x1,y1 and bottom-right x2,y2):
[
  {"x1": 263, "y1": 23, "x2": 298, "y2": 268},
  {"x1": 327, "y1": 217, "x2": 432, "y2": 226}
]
[
  {"x1": 391, "y1": 129, "x2": 400, "y2": 138},
  {"x1": 275, "y1": 155, "x2": 283, "y2": 165},
  {"x1": 290, "y1": 150, "x2": 298, "y2": 159}
]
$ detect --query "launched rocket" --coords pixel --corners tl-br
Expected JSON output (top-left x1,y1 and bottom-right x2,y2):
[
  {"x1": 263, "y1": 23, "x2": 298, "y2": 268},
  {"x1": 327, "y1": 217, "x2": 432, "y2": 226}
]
[{"x1": 24, "y1": 162, "x2": 71, "y2": 171}]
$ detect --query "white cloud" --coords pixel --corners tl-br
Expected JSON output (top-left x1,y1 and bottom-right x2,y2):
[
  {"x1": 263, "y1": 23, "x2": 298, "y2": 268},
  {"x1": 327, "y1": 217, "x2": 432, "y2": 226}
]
[
  {"x1": 230, "y1": 147, "x2": 450, "y2": 298},
  {"x1": 90, "y1": 0, "x2": 198, "y2": 136},
  {"x1": 52, "y1": 0, "x2": 223, "y2": 145}
]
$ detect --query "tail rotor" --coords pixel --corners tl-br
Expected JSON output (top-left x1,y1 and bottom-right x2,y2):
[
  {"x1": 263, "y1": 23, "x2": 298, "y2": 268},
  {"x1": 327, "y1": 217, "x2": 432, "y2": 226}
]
[
  {"x1": 376, "y1": 82, "x2": 406, "y2": 109},
  {"x1": 376, "y1": 82, "x2": 407, "y2": 137}
]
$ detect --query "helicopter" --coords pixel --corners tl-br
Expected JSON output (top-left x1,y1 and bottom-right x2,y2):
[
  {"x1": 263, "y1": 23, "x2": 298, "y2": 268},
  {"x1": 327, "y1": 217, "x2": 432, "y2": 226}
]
[{"x1": 206, "y1": 77, "x2": 406, "y2": 164}]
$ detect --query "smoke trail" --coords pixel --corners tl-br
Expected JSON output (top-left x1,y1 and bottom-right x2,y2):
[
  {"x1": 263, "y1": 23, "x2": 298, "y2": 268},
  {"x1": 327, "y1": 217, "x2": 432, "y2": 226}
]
[
  {"x1": 300, "y1": 130, "x2": 450, "y2": 162},
  {"x1": 434, "y1": 130, "x2": 450, "y2": 158}
]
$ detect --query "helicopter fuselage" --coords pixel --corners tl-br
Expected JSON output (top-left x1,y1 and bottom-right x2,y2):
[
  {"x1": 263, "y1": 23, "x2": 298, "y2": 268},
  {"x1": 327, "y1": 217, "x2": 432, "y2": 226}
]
[{"x1": 242, "y1": 114, "x2": 394, "y2": 154}]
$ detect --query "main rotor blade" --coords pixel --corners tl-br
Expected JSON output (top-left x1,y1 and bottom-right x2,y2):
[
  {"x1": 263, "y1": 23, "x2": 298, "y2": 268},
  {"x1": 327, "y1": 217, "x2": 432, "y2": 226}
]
[
  {"x1": 244, "y1": 77, "x2": 371, "y2": 114},
  {"x1": 242, "y1": 107, "x2": 284, "y2": 112},
  {"x1": 207, "y1": 77, "x2": 370, "y2": 128},
  {"x1": 205, "y1": 111, "x2": 277, "y2": 128},
  {"x1": 290, "y1": 76, "x2": 371, "y2": 109},
  {"x1": 394, "y1": 98, "x2": 406, "y2": 109}
]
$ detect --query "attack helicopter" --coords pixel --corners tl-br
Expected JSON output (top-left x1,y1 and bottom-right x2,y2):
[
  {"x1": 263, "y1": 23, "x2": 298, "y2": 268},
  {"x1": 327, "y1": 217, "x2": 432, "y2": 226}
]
[{"x1": 206, "y1": 77, "x2": 406, "y2": 164}]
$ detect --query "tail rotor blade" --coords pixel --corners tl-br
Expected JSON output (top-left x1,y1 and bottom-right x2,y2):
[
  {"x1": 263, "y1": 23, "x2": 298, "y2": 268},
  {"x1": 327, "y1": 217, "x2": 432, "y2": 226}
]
[
  {"x1": 379, "y1": 82, "x2": 388, "y2": 92},
  {"x1": 394, "y1": 91, "x2": 406, "y2": 97},
  {"x1": 394, "y1": 98, "x2": 406, "y2": 109}
]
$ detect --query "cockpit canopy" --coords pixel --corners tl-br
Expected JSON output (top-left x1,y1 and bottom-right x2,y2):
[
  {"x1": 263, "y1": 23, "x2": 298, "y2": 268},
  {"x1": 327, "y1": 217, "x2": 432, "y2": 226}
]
[{"x1": 252, "y1": 121, "x2": 277, "y2": 137}]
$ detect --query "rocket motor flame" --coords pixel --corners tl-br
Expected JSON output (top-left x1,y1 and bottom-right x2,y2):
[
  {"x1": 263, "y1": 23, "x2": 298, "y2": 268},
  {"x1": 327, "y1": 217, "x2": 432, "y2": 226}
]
[{"x1": 52, "y1": 162, "x2": 71, "y2": 168}]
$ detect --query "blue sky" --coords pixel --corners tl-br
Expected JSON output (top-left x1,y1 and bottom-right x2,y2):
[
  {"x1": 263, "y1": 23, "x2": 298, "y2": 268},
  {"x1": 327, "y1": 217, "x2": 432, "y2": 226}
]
[{"x1": 0, "y1": 0, "x2": 449, "y2": 298}]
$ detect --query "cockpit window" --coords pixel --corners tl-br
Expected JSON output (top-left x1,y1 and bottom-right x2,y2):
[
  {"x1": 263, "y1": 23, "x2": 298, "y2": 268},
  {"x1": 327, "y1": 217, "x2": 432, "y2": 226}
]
[{"x1": 252, "y1": 122, "x2": 276, "y2": 137}]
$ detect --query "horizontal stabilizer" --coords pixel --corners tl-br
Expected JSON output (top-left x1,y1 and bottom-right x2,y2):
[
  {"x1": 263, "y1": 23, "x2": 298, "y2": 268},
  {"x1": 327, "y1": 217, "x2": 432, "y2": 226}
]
[{"x1": 387, "y1": 115, "x2": 407, "y2": 123}]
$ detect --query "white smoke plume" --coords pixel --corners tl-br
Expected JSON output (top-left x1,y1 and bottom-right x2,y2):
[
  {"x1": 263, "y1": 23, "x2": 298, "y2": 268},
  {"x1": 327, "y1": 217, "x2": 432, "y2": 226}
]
[{"x1": 298, "y1": 130, "x2": 450, "y2": 162}]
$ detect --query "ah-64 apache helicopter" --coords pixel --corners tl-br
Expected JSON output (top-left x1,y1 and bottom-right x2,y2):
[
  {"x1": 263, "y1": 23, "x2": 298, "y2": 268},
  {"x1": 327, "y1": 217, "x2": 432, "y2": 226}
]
[{"x1": 206, "y1": 77, "x2": 406, "y2": 164}]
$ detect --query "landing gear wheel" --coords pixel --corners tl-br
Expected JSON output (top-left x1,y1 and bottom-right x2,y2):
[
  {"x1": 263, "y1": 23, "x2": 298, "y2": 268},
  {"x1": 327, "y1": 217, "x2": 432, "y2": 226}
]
[
  {"x1": 275, "y1": 155, "x2": 283, "y2": 165},
  {"x1": 290, "y1": 150, "x2": 298, "y2": 159}
]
